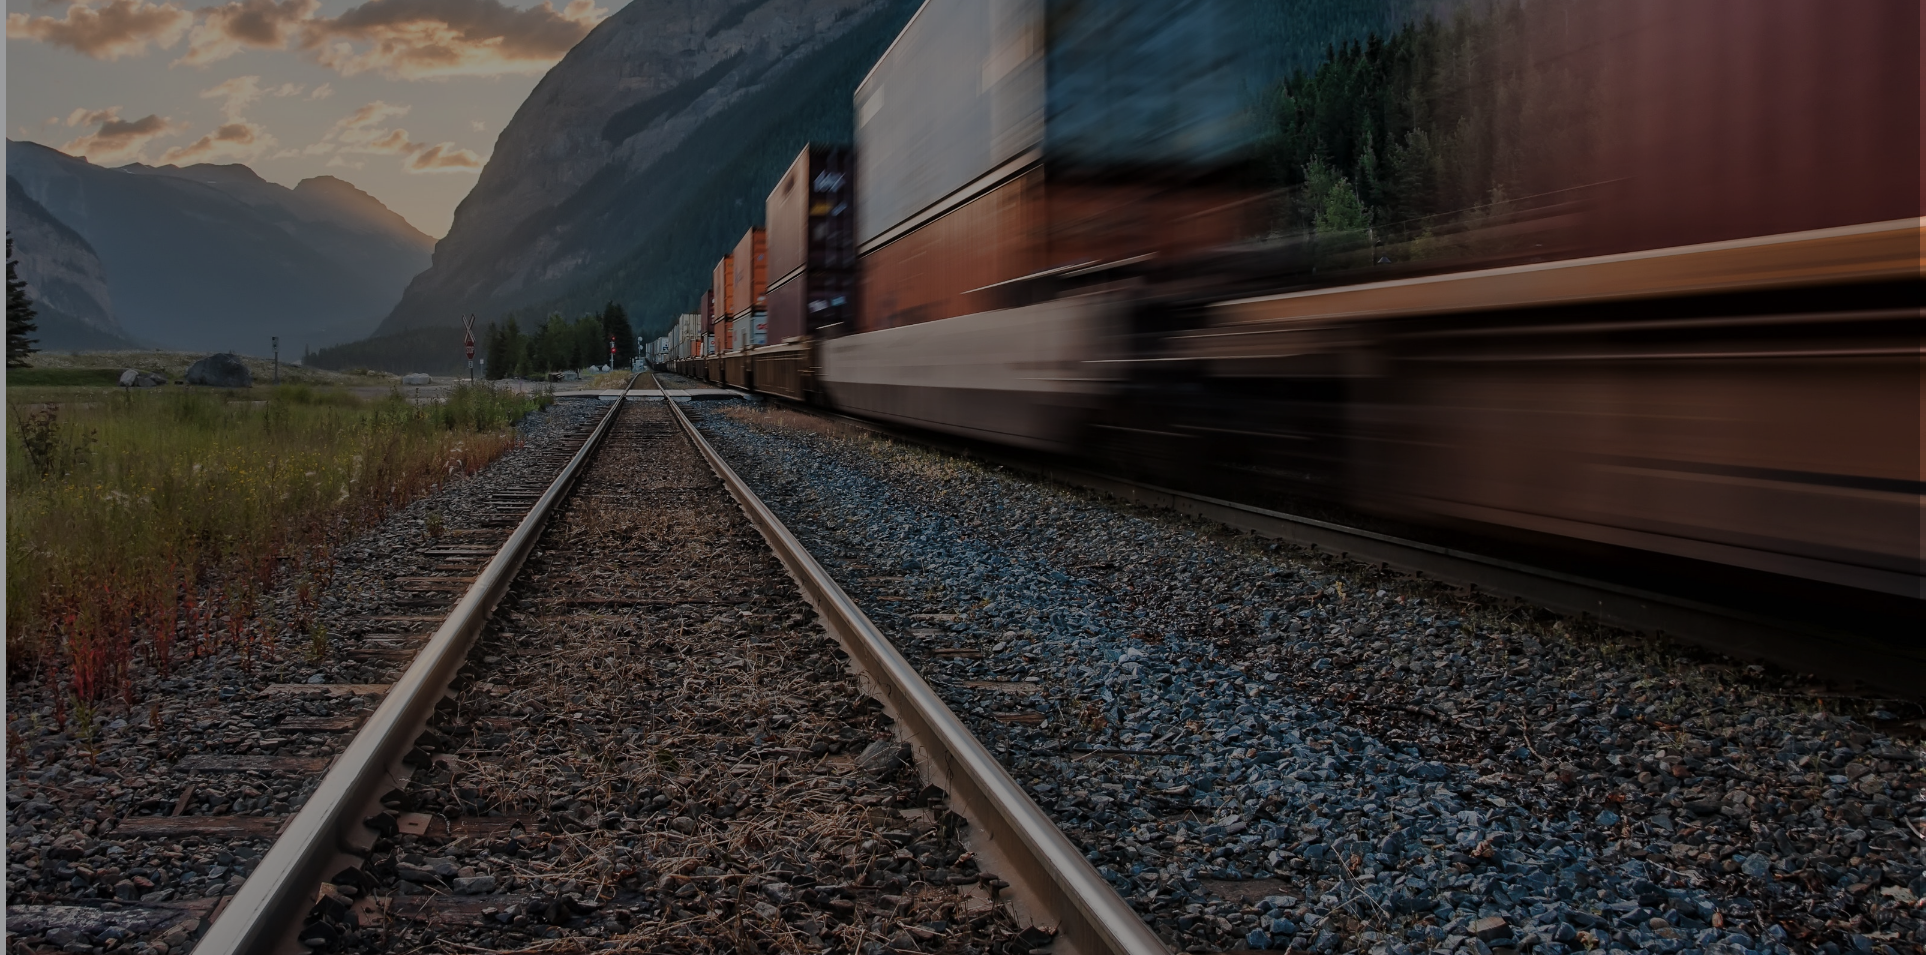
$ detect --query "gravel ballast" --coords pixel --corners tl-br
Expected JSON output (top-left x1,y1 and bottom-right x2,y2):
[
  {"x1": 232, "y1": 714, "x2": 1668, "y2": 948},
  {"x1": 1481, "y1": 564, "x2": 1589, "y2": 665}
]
[
  {"x1": 316, "y1": 398, "x2": 1025, "y2": 952},
  {"x1": 689, "y1": 401, "x2": 1926, "y2": 955}
]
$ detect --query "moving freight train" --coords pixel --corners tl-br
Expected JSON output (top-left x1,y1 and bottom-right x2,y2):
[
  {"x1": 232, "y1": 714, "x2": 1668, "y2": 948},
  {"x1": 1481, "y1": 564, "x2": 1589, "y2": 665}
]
[{"x1": 662, "y1": 0, "x2": 1922, "y2": 650}]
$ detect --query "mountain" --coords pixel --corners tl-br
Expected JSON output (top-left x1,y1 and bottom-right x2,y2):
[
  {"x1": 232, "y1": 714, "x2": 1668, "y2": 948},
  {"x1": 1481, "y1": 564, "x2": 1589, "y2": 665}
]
[
  {"x1": 5, "y1": 140, "x2": 434, "y2": 353},
  {"x1": 7, "y1": 175, "x2": 131, "y2": 350},
  {"x1": 371, "y1": 0, "x2": 920, "y2": 347}
]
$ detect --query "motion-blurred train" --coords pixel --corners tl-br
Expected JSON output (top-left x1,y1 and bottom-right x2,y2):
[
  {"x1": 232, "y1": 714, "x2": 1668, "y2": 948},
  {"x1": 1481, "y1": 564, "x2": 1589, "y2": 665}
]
[{"x1": 664, "y1": 0, "x2": 1922, "y2": 663}]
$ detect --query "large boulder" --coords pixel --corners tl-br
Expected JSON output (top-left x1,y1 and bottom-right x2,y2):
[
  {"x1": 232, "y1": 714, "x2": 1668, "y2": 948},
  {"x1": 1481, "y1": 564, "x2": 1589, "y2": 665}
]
[
  {"x1": 184, "y1": 353, "x2": 252, "y2": 388},
  {"x1": 118, "y1": 369, "x2": 166, "y2": 388}
]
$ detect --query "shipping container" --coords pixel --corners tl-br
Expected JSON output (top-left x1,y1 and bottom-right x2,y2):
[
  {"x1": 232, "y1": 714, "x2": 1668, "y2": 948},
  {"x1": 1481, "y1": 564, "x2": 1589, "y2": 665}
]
[
  {"x1": 712, "y1": 255, "x2": 735, "y2": 329},
  {"x1": 766, "y1": 269, "x2": 855, "y2": 343},
  {"x1": 767, "y1": 145, "x2": 859, "y2": 344},
  {"x1": 854, "y1": 0, "x2": 1278, "y2": 250},
  {"x1": 731, "y1": 227, "x2": 768, "y2": 320},
  {"x1": 767, "y1": 145, "x2": 856, "y2": 284},
  {"x1": 853, "y1": 0, "x2": 1280, "y2": 333}
]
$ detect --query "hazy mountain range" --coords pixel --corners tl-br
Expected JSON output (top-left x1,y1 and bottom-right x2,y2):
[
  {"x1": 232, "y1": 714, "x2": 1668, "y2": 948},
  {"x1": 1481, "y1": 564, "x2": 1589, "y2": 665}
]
[
  {"x1": 365, "y1": 0, "x2": 920, "y2": 352},
  {"x1": 6, "y1": 139, "x2": 434, "y2": 354}
]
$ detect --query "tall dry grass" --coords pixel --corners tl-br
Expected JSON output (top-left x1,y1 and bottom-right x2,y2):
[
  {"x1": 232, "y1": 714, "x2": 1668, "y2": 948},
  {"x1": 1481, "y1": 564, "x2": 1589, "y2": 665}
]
[{"x1": 5, "y1": 384, "x2": 549, "y2": 715}]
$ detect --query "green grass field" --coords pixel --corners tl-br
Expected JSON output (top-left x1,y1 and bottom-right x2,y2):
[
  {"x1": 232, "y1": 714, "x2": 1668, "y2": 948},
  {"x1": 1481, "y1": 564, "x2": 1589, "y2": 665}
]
[{"x1": 6, "y1": 383, "x2": 550, "y2": 706}]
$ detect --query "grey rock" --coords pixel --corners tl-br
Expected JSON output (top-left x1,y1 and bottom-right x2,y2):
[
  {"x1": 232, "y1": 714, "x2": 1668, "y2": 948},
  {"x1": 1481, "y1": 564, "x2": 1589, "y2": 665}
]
[
  {"x1": 3, "y1": 904, "x2": 189, "y2": 934},
  {"x1": 857, "y1": 739, "x2": 908, "y2": 775},
  {"x1": 394, "y1": 862, "x2": 440, "y2": 882},
  {"x1": 184, "y1": 353, "x2": 252, "y2": 388},
  {"x1": 452, "y1": 875, "x2": 497, "y2": 894}
]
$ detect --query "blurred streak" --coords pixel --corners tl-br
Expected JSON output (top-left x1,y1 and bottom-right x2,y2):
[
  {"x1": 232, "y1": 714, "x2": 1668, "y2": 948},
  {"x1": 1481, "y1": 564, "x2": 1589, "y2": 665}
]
[{"x1": 822, "y1": 0, "x2": 1921, "y2": 610}]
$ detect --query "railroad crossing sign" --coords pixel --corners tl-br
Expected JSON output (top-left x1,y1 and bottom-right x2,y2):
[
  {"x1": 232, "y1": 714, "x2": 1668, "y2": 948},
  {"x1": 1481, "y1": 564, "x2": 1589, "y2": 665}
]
[{"x1": 462, "y1": 314, "x2": 477, "y2": 360}]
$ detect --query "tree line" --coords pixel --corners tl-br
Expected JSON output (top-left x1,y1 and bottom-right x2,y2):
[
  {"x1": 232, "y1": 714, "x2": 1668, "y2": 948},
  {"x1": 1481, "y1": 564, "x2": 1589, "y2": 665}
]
[
  {"x1": 1260, "y1": 1, "x2": 1584, "y2": 263},
  {"x1": 483, "y1": 303, "x2": 636, "y2": 380}
]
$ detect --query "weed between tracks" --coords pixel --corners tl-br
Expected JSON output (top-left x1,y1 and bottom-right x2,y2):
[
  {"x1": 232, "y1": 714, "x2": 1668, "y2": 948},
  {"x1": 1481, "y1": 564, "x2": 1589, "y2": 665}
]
[{"x1": 5, "y1": 384, "x2": 551, "y2": 712}]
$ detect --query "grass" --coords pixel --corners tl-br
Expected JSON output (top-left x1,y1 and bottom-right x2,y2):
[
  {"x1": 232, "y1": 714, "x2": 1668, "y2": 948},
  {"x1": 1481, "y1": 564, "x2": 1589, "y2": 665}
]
[
  {"x1": 21, "y1": 349, "x2": 382, "y2": 387},
  {"x1": 5, "y1": 383, "x2": 551, "y2": 712},
  {"x1": 6, "y1": 368, "x2": 128, "y2": 387}
]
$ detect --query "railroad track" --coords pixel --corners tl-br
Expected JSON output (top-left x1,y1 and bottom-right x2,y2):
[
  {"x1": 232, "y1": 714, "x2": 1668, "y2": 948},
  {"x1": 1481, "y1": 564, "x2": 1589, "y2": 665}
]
[
  {"x1": 666, "y1": 391, "x2": 1926, "y2": 955},
  {"x1": 187, "y1": 379, "x2": 1166, "y2": 954}
]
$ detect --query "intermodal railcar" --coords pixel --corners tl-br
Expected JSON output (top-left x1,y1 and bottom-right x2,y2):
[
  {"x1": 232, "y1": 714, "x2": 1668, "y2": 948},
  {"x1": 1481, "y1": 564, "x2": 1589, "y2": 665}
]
[{"x1": 666, "y1": 0, "x2": 1923, "y2": 637}]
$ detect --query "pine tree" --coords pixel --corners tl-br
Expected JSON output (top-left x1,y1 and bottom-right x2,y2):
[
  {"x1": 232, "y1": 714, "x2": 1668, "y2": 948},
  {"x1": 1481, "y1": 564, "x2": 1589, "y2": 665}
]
[{"x1": 6, "y1": 235, "x2": 39, "y2": 368}]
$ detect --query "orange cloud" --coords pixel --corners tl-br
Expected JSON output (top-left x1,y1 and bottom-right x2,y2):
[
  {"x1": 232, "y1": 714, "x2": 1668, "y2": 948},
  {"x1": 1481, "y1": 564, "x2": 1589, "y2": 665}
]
[
  {"x1": 305, "y1": 0, "x2": 604, "y2": 78},
  {"x1": 159, "y1": 120, "x2": 270, "y2": 163},
  {"x1": 405, "y1": 141, "x2": 482, "y2": 172},
  {"x1": 175, "y1": 0, "x2": 313, "y2": 65},
  {"x1": 148, "y1": 75, "x2": 282, "y2": 163},
  {"x1": 304, "y1": 100, "x2": 484, "y2": 173},
  {"x1": 7, "y1": 0, "x2": 192, "y2": 59},
  {"x1": 59, "y1": 108, "x2": 180, "y2": 163}
]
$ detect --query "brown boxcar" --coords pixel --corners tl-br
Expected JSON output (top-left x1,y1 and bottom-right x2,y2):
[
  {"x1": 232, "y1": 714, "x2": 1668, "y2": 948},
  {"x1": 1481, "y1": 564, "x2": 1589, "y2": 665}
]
[{"x1": 749, "y1": 342, "x2": 811, "y2": 401}]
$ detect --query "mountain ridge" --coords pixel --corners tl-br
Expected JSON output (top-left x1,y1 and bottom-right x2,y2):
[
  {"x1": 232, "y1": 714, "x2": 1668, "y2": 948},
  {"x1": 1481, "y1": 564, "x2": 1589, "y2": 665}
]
[
  {"x1": 373, "y1": 0, "x2": 920, "y2": 342},
  {"x1": 6, "y1": 174, "x2": 130, "y2": 350},
  {"x1": 6, "y1": 140, "x2": 434, "y2": 353}
]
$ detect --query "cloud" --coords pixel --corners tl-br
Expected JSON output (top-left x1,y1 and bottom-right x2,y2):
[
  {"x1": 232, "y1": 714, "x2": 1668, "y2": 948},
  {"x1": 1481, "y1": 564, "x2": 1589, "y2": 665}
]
[
  {"x1": 158, "y1": 120, "x2": 271, "y2": 163},
  {"x1": 7, "y1": 0, "x2": 191, "y2": 58},
  {"x1": 304, "y1": 0, "x2": 604, "y2": 78},
  {"x1": 303, "y1": 100, "x2": 485, "y2": 173},
  {"x1": 200, "y1": 74, "x2": 264, "y2": 120},
  {"x1": 405, "y1": 141, "x2": 482, "y2": 171},
  {"x1": 161, "y1": 0, "x2": 604, "y2": 77},
  {"x1": 309, "y1": 82, "x2": 333, "y2": 99},
  {"x1": 58, "y1": 107, "x2": 180, "y2": 163},
  {"x1": 175, "y1": 0, "x2": 312, "y2": 65}
]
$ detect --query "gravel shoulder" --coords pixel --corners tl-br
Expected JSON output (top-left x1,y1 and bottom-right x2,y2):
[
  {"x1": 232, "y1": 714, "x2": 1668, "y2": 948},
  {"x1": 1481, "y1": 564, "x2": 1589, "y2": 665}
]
[
  {"x1": 4, "y1": 398, "x2": 606, "y2": 954},
  {"x1": 689, "y1": 401, "x2": 1926, "y2": 955}
]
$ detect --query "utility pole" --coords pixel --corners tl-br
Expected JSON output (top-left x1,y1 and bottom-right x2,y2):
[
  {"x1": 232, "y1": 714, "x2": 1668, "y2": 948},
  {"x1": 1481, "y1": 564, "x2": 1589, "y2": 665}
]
[
  {"x1": 271, "y1": 336, "x2": 279, "y2": 384},
  {"x1": 463, "y1": 314, "x2": 477, "y2": 383}
]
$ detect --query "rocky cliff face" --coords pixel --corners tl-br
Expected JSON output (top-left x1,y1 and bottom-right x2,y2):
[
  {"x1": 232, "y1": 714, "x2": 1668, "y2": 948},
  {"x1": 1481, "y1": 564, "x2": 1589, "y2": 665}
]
[
  {"x1": 6, "y1": 140, "x2": 434, "y2": 353},
  {"x1": 6, "y1": 175, "x2": 129, "y2": 350},
  {"x1": 376, "y1": 0, "x2": 920, "y2": 338}
]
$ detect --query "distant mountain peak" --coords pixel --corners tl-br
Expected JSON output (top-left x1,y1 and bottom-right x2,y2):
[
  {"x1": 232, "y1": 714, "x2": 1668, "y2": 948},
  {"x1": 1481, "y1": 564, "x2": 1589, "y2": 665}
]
[
  {"x1": 376, "y1": 0, "x2": 921, "y2": 335},
  {"x1": 6, "y1": 138, "x2": 435, "y2": 352}
]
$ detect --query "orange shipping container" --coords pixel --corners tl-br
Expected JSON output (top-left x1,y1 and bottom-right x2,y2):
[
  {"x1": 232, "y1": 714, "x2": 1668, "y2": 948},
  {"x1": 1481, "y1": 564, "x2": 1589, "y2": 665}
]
[
  {"x1": 731, "y1": 227, "x2": 767, "y2": 320},
  {"x1": 712, "y1": 254, "x2": 735, "y2": 327}
]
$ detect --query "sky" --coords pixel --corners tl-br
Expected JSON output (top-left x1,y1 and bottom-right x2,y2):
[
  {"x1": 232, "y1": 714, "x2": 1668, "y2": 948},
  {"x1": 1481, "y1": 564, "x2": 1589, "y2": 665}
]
[{"x1": 5, "y1": 0, "x2": 618, "y2": 236}]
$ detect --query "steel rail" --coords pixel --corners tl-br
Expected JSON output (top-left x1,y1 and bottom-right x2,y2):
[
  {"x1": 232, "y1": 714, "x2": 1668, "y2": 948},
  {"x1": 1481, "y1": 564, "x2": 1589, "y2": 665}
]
[
  {"x1": 659, "y1": 386, "x2": 1170, "y2": 955},
  {"x1": 196, "y1": 377, "x2": 639, "y2": 955}
]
